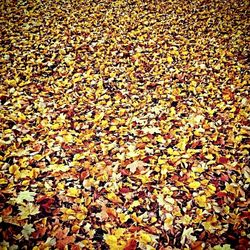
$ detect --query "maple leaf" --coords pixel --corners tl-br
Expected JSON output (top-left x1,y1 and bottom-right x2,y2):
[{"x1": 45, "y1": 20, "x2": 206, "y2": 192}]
[
  {"x1": 1, "y1": 0, "x2": 249, "y2": 248},
  {"x1": 213, "y1": 244, "x2": 234, "y2": 250},
  {"x1": 126, "y1": 160, "x2": 146, "y2": 173},
  {"x1": 13, "y1": 191, "x2": 36, "y2": 204},
  {"x1": 22, "y1": 224, "x2": 35, "y2": 240},
  {"x1": 18, "y1": 203, "x2": 40, "y2": 219},
  {"x1": 195, "y1": 195, "x2": 207, "y2": 208}
]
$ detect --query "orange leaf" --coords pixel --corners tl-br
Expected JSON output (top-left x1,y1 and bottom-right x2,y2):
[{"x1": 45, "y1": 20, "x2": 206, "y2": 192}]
[
  {"x1": 32, "y1": 225, "x2": 47, "y2": 239},
  {"x1": 2, "y1": 206, "x2": 12, "y2": 216},
  {"x1": 191, "y1": 241, "x2": 203, "y2": 250},
  {"x1": 129, "y1": 226, "x2": 141, "y2": 233},
  {"x1": 124, "y1": 239, "x2": 137, "y2": 250},
  {"x1": 56, "y1": 236, "x2": 75, "y2": 250},
  {"x1": 106, "y1": 207, "x2": 117, "y2": 219}
]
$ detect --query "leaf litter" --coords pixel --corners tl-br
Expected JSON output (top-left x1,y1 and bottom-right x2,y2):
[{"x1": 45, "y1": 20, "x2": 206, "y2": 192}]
[{"x1": 0, "y1": 0, "x2": 249, "y2": 249}]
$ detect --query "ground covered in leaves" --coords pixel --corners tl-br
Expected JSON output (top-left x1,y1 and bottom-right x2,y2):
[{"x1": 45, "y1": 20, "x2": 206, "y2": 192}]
[{"x1": 0, "y1": 0, "x2": 249, "y2": 249}]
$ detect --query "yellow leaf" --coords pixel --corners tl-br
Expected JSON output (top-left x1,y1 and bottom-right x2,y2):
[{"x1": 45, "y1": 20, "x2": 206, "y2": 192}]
[
  {"x1": 167, "y1": 148, "x2": 174, "y2": 155},
  {"x1": 109, "y1": 125, "x2": 117, "y2": 131},
  {"x1": 104, "y1": 234, "x2": 118, "y2": 247},
  {"x1": 177, "y1": 214, "x2": 192, "y2": 225},
  {"x1": 189, "y1": 181, "x2": 201, "y2": 189},
  {"x1": 33, "y1": 154, "x2": 43, "y2": 161},
  {"x1": 19, "y1": 203, "x2": 40, "y2": 219},
  {"x1": 73, "y1": 153, "x2": 85, "y2": 161},
  {"x1": 118, "y1": 213, "x2": 130, "y2": 223},
  {"x1": 63, "y1": 134, "x2": 74, "y2": 143},
  {"x1": 72, "y1": 225, "x2": 80, "y2": 233},
  {"x1": 191, "y1": 166, "x2": 204, "y2": 173},
  {"x1": 67, "y1": 187, "x2": 80, "y2": 197},
  {"x1": 167, "y1": 147, "x2": 179, "y2": 156},
  {"x1": 113, "y1": 228, "x2": 126, "y2": 238},
  {"x1": 164, "y1": 213, "x2": 174, "y2": 230},
  {"x1": 158, "y1": 158, "x2": 166, "y2": 165},
  {"x1": 140, "y1": 232, "x2": 152, "y2": 243},
  {"x1": 106, "y1": 193, "x2": 123, "y2": 203},
  {"x1": 21, "y1": 180, "x2": 30, "y2": 186},
  {"x1": 131, "y1": 212, "x2": 142, "y2": 223},
  {"x1": 94, "y1": 112, "x2": 105, "y2": 122},
  {"x1": 156, "y1": 135, "x2": 165, "y2": 143},
  {"x1": 57, "y1": 182, "x2": 65, "y2": 190},
  {"x1": 51, "y1": 123, "x2": 62, "y2": 130},
  {"x1": 190, "y1": 80, "x2": 197, "y2": 86},
  {"x1": 225, "y1": 183, "x2": 237, "y2": 194},
  {"x1": 207, "y1": 184, "x2": 216, "y2": 193},
  {"x1": 195, "y1": 195, "x2": 207, "y2": 207},
  {"x1": 138, "y1": 35, "x2": 144, "y2": 41},
  {"x1": 194, "y1": 129, "x2": 202, "y2": 137},
  {"x1": 167, "y1": 56, "x2": 173, "y2": 63},
  {"x1": 72, "y1": 76, "x2": 82, "y2": 83},
  {"x1": 205, "y1": 154, "x2": 214, "y2": 160},
  {"x1": 151, "y1": 216, "x2": 157, "y2": 223},
  {"x1": 65, "y1": 209, "x2": 75, "y2": 215},
  {"x1": 161, "y1": 164, "x2": 175, "y2": 174},
  {"x1": 0, "y1": 178, "x2": 7, "y2": 184},
  {"x1": 76, "y1": 213, "x2": 87, "y2": 220},
  {"x1": 130, "y1": 200, "x2": 140, "y2": 208},
  {"x1": 176, "y1": 138, "x2": 188, "y2": 151}
]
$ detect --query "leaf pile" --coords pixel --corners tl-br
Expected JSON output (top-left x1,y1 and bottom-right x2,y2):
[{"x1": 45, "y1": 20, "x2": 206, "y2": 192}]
[{"x1": 0, "y1": 0, "x2": 249, "y2": 249}]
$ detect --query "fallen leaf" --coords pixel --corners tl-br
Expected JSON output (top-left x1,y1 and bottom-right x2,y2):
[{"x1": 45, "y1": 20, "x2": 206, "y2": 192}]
[
  {"x1": 21, "y1": 224, "x2": 35, "y2": 240},
  {"x1": 189, "y1": 181, "x2": 201, "y2": 190}
]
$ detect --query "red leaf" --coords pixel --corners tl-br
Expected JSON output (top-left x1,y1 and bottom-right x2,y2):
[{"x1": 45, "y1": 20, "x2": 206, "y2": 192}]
[
  {"x1": 71, "y1": 246, "x2": 81, "y2": 250},
  {"x1": 191, "y1": 140, "x2": 201, "y2": 148},
  {"x1": 120, "y1": 187, "x2": 131, "y2": 193},
  {"x1": 142, "y1": 156, "x2": 152, "y2": 163},
  {"x1": 124, "y1": 239, "x2": 137, "y2": 250},
  {"x1": 238, "y1": 237, "x2": 250, "y2": 250},
  {"x1": 240, "y1": 211, "x2": 250, "y2": 219},
  {"x1": 147, "y1": 134, "x2": 154, "y2": 139},
  {"x1": 129, "y1": 226, "x2": 141, "y2": 233},
  {"x1": 80, "y1": 170, "x2": 89, "y2": 181},
  {"x1": 217, "y1": 191, "x2": 227, "y2": 198},
  {"x1": 164, "y1": 134, "x2": 173, "y2": 139},
  {"x1": 37, "y1": 196, "x2": 55, "y2": 213},
  {"x1": 120, "y1": 169, "x2": 130, "y2": 176},
  {"x1": 220, "y1": 173, "x2": 229, "y2": 182},
  {"x1": 214, "y1": 138, "x2": 225, "y2": 145},
  {"x1": 218, "y1": 156, "x2": 229, "y2": 164}
]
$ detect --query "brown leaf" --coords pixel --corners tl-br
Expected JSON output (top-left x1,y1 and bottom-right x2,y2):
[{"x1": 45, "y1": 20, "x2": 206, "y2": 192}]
[{"x1": 56, "y1": 236, "x2": 75, "y2": 250}]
